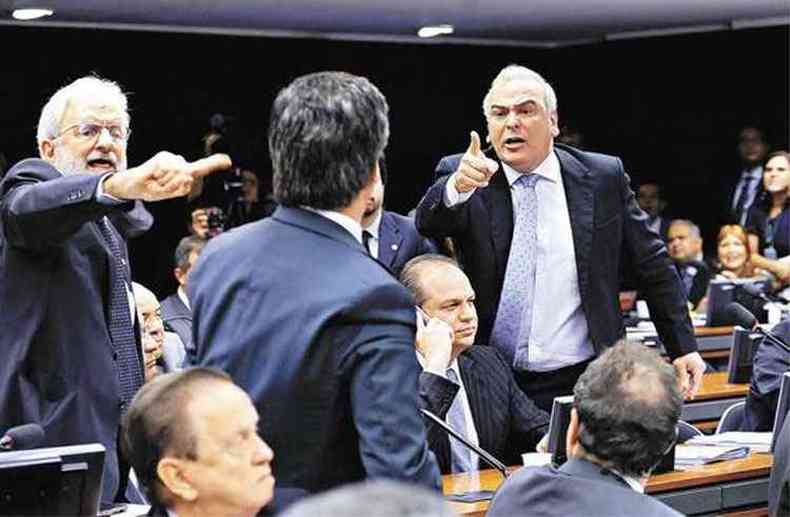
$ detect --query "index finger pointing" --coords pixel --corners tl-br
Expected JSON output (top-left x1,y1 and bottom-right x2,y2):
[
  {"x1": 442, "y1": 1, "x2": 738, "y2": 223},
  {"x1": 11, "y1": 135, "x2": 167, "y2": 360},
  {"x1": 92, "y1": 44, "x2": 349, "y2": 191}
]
[
  {"x1": 467, "y1": 131, "x2": 481, "y2": 156},
  {"x1": 189, "y1": 153, "x2": 232, "y2": 178}
]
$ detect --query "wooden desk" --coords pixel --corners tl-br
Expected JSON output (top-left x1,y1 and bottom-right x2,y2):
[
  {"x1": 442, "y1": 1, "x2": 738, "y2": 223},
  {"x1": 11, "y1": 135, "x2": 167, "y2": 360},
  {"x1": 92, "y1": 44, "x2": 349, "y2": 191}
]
[
  {"x1": 444, "y1": 453, "x2": 772, "y2": 516},
  {"x1": 683, "y1": 372, "x2": 749, "y2": 424},
  {"x1": 633, "y1": 325, "x2": 734, "y2": 362}
]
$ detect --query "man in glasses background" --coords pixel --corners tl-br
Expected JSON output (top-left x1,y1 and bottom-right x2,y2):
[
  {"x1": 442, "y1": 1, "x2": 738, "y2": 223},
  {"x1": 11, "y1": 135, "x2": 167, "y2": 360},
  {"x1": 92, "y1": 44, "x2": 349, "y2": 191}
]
[{"x1": 0, "y1": 75, "x2": 229, "y2": 505}]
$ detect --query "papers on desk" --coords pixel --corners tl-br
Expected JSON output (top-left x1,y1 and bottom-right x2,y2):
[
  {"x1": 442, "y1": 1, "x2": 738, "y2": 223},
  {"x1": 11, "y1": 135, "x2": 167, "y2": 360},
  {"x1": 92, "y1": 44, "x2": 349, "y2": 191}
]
[
  {"x1": 685, "y1": 432, "x2": 773, "y2": 453},
  {"x1": 626, "y1": 321, "x2": 657, "y2": 344},
  {"x1": 674, "y1": 444, "x2": 750, "y2": 468}
]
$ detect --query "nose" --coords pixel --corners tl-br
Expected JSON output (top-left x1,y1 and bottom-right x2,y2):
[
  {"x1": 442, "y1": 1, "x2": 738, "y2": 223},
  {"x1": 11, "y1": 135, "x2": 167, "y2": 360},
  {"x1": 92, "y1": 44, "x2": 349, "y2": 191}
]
[
  {"x1": 505, "y1": 110, "x2": 521, "y2": 127},
  {"x1": 142, "y1": 333, "x2": 159, "y2": 353},
  {"x1": 459, "y1": 301, "x2": 476, "y2": 322},
  {"x1": 253, "y1": 436, "x2": 274, "y2": 464},
  {"x1": 94, "y1": 127, "x2": 114, "y2": 150}
]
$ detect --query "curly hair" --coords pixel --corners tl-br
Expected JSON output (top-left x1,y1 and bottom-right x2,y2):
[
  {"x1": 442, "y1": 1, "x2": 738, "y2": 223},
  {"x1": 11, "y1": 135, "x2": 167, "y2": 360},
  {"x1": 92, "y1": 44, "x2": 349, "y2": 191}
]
[{"x1": 573, "y1": 341, "x2": 682, "y2": 478}]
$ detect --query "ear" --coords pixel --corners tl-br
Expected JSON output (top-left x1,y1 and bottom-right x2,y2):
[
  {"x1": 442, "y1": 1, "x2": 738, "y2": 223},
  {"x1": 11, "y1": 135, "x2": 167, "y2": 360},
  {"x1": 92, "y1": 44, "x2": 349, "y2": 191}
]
[
  {"x1": 39, "y1": 139, "x2": 56, "y2": 162},
  {"x1": 550, "y1": 112, "x2": 560, "y2": 138},
  {"x1": 565, "y1": 407, "x2": 581, "y2": 458},
  {"x1": 174, "y1": 267, "x2": 186, "y2": 287},
  {"x1": 157, "y1": 457, "x2": 198, "y2": 502}
]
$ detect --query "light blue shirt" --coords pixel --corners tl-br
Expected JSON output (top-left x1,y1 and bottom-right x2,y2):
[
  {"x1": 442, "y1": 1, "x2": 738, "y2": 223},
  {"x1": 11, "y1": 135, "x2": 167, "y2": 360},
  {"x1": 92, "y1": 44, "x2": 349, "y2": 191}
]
[{"x1": 445, "y1": 149, "x2": 594, "y2": 371}]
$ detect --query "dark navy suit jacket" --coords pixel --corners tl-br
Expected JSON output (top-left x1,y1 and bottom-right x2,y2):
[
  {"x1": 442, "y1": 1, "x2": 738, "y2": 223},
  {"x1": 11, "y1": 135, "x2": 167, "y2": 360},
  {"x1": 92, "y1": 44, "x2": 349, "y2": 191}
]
[
  {"x1": 376, "y1": 210, "x2": 438, "y2": 277},
  {"x1": 0, "y1": 158, "x2": 151, "y2": 503},
  {"x1": 419, "y1": 346, "x2": 549, "y2": 473},
  {"x1": 160, "y1": 292, "x2": 193, "y2": 357},
  {"x1": 769, "y1": 414, "x2": 790, "y2": 516},
  {"x1": 190, "y1": 206, "x2": 440, "y2": 506},
  {"x1": 415, "y1": 144, "x2": 696, "y2": 360},
  {"x1": 488, "y1": 458, "x2": 682, "y2": 517}
]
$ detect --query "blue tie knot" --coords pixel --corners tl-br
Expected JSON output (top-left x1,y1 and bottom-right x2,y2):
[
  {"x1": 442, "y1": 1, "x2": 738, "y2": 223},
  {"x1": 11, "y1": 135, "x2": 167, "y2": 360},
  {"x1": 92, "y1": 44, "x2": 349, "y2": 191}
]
[{"x1": 519, "y1": 173, "x2": 540, "y2": 189}]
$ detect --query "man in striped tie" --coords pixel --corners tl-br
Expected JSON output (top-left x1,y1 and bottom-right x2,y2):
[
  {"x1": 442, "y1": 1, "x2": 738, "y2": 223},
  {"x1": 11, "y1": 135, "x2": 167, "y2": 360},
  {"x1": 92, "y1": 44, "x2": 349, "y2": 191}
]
[
  {"x1": 0, "y1": 75, "x2": 229, "y2": 505},
  {"x1": 402, "y1": 254, "x2": 549, "y2": 473}
]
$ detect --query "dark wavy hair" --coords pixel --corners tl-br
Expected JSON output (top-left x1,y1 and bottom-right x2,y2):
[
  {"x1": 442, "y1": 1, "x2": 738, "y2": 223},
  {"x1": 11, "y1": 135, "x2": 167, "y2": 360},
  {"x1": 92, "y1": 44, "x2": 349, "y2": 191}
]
[
  {"x1": 269, "y1": 71, "x2": 389, "y2": 210},
  {"x1": 573, "y1": 340, "x2": 682, "y2": 478}
]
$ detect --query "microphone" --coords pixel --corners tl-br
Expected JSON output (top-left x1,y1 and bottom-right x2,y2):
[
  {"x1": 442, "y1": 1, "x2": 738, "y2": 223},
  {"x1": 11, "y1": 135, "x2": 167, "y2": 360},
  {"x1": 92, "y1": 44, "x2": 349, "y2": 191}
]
[
  {"x1": 420, "y1": 408, "x2": 509, "y2": 479},
  {"x1": 725, "y1": 302, "x2": 790, "y2": 354},
  {"x1": 0, "y1": 423, "x2": 45, "y2": 451}
]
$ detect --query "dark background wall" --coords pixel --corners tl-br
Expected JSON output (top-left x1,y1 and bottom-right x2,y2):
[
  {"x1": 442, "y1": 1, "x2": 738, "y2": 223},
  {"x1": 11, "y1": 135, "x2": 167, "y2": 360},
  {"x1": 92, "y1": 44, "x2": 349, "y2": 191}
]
[{"x1": 1, "y1": 25, "x2": 787, "y2": 296}]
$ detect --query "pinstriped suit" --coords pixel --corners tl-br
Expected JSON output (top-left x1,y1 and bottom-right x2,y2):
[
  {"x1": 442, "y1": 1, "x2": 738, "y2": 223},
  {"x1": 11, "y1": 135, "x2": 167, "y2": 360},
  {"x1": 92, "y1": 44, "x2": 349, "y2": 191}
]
[{"x1": 419, "y1": 345, "x2": 549, "y2": 473}]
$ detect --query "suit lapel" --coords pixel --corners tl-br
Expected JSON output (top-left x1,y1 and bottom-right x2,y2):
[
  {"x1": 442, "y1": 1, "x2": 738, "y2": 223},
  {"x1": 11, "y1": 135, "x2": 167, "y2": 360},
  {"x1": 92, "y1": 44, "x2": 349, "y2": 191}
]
[
  {"x1": 458, "y1": 351, "x2": 491, "y2": 452},
  {"x1": 484, "y1": 168, "x2": 514, "y2": 282},
  {"x1": 555, "y1": 147, "x2": 594, "y2": 301},
  {"x1": 378, "y1": 212, "x2": 402, "y2": 269}
]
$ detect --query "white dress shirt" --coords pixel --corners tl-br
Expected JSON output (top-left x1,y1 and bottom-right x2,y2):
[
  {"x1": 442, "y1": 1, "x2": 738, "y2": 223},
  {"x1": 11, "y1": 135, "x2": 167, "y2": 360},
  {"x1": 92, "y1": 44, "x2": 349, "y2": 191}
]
[
  {"x1": 445, "y1": 149, "x2": 594, "y2": 371},
  {"x1": 732, "y1": 166, "x2": 763, "y2": 226},
  {"x1": 303, "y1": 207, "x2": 363, "y2": 244},
  {"x1": 416, "y1": 352, "x2": 480, "y2": 467},
  {"x1": 362, "y1": 209, "x2": 382, "y2": 258},
  {"x1": 177, "y1": 286, "x2": 190, "y2": 311}
]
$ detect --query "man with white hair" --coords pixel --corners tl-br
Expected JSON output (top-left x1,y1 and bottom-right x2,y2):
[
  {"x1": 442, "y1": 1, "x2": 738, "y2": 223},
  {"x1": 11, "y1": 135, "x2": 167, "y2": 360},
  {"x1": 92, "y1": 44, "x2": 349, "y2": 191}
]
[
  {"x1": 0, "y1": 75, "x2": 229, "y2": 504},
  {"x1": 416, "y1": 64, "x2": 704, "y2": 411}
]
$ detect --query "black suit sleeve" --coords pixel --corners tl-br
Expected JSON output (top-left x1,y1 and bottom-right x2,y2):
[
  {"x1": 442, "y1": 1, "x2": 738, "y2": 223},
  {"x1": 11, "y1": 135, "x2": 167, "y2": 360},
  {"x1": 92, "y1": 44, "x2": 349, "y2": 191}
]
[
  {"x1": 618, "y1": 166, "x2": 697, "y2": 359},
  {"x1": 415, "y1": 156, "x2": 472, "y2": 239},
  {"x1": 1, "y1": 159, "x2": 137, "y2": 251}
]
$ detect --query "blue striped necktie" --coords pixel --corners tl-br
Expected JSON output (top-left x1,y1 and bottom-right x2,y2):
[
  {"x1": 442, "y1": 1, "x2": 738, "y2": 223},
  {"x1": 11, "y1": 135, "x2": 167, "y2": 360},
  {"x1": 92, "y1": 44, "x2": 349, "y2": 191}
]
[{"x1": 446, "y1": 368, "x2": 475, "y2": 473}]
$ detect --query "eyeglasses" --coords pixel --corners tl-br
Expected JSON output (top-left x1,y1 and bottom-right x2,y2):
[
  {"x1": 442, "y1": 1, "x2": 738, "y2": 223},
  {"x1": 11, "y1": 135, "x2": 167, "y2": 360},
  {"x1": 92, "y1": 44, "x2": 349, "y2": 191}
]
[{"x1": 55, "y1": 122, "x2": 130, "y2": 144}]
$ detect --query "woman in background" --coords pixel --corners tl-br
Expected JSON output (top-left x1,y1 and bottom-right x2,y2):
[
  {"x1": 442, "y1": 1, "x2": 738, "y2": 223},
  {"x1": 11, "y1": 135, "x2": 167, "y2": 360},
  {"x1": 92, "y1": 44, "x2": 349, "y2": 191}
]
[{"x1": 746, "y1": 151, "x2": 790, "y2": 284}]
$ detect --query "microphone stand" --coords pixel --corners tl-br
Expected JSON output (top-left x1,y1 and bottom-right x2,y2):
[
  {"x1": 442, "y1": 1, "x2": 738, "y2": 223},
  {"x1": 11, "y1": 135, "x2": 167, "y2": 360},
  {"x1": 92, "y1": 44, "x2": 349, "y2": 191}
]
[{"x1": 420, "y1": 409, "x2": 509, "y2": 480}]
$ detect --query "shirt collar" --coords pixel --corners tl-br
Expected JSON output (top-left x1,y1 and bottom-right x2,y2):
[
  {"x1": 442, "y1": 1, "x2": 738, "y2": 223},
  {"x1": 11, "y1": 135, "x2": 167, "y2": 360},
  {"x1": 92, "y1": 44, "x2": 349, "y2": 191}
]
[
  {"x1": 177, "y1": 286, "x2": 190, "y2": 311},
  {"x1": 363, "y1": 208, "x2": 383, "y2": 240},
  {"x1": 302, "y1": 207, "x2": 363, "y2": 244},
  {"x1": 743, "y1": 165, "x2": 763, "y2": 180},
  {"x1": 501, "y1": 148, "x2": 561, "y2": 187},
  {"x1": 611, "y1": 468, "x2": 645, "y2": 494}
]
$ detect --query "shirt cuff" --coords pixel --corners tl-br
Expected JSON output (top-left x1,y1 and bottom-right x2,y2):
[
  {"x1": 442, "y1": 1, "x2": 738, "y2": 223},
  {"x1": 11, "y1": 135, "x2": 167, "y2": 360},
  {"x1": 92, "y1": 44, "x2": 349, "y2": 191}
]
[
  {"x1": 443, "y1": 173, "x2": 474, "y2": 207},
  {"x1": 95, "y1": 173, "x2": 126, "y2": 205}
]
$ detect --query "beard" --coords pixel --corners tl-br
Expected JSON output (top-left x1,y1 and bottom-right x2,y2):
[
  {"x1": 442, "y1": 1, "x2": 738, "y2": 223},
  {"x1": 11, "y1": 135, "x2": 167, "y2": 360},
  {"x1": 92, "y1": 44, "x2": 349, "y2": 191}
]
[{"x1": 52, "y1": 146, "x2": 126, "y2": 176}]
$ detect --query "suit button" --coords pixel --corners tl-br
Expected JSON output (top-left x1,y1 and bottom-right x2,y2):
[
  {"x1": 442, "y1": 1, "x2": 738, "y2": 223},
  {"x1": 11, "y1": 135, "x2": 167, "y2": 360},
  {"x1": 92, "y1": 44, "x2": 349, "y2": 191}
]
[{"x1": 112, "y1": 352, "x2": 118, "y2": 361}]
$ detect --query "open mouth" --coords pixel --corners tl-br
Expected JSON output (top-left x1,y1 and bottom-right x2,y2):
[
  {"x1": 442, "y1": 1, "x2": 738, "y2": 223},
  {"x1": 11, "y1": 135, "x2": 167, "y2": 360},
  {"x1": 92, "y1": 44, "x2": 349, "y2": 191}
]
[
  {"x1": 503, "y1": 136, "x2": 526, "y2": 149},
  {"x1": 87, "y1": 158, "x2": 116, "y2": 172}
]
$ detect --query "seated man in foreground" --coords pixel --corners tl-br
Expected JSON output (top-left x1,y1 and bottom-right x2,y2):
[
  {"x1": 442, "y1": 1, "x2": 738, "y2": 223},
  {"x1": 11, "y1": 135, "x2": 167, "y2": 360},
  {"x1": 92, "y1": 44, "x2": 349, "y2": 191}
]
[
  {"x1": 488, "y1": 341, "x2": 682, "y2": 517},
  {"x1": 122, "y1": 368, "x2": 275, "y2": 517},
  {"x1": 401, "y1": 254, "x2": 549, "y2": 473}
]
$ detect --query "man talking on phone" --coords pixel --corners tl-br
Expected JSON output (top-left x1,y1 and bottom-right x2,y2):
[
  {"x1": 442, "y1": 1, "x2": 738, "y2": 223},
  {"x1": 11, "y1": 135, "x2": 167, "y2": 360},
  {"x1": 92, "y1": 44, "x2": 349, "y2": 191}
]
[{"x1": 401, "y1": 254, "x2": 549, "y2": 473}]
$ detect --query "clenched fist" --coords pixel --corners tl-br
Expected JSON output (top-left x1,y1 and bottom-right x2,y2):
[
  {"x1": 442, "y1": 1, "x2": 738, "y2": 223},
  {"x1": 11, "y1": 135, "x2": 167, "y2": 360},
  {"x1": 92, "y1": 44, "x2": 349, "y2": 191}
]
[{"x1": 103, "y1": 152, "x2": 231, "y2": 202}]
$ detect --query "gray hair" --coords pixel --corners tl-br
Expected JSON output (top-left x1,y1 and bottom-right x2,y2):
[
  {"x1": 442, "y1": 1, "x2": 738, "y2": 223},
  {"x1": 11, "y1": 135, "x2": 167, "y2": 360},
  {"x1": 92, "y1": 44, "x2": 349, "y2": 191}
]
[
  {"x1": 670, "y1": 219, "x2": 701, "y2": 239},
  {"x1": 36, "y1": 76, "x2": 129, "y2": 145},
  {"x1": 573, "y1": 340, "x2": 682, "y2": 478},
  {"x1": 279, "y1": 480, "x2": 456, "y2": 517},
  {"x1": 482, "y1": 65, "x2": 558, "y2": 117}
]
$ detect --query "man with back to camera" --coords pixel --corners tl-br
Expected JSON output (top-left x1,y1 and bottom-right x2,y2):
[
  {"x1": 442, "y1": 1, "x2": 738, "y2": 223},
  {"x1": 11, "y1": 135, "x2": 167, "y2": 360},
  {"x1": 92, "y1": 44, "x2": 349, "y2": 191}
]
[
  {"x1": 488, "y1": 340, "x2": 683, "y2": 517},
  {"x1": 361, "y1": 155, "x2": 439, "y2": 277},
  {"x1": 415, "y1": 64, "x2": 704, "y2": 411},
  {"x1": 190, "y1": 71, "x2": 440, "y2": 510},
  {"x1": 401, "y1": 254, "x2": 549, "y2": 473},
  {"x1": 0, "y1": 75, "x2": 229, "y2": 504},
  {"x1": 122, "y1": 367, "x2": 275, "y2": 517}
]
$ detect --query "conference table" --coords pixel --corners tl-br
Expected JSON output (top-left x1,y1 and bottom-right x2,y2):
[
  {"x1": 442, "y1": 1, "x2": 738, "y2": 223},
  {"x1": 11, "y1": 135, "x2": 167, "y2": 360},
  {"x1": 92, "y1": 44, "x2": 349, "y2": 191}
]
[
  {"x1": 685, "y1": 372, "x2": 749, "y2": 432},
  {"x1": 444, "y1": 453, "x2": 773, "y2": 517}
]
